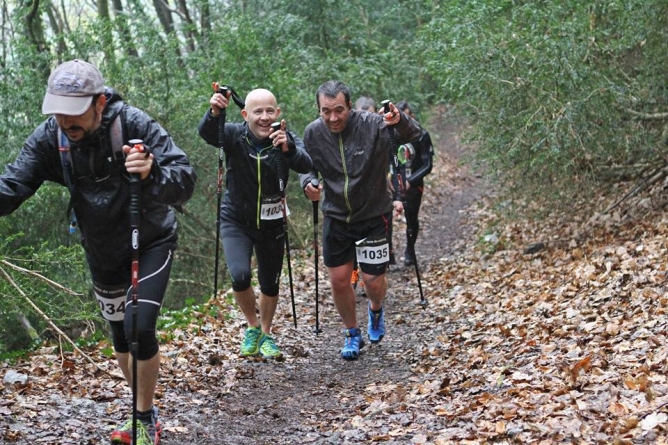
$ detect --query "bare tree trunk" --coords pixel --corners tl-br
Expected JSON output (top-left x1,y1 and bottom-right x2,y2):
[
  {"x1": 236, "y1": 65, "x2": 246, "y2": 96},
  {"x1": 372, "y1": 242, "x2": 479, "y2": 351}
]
[
  {"x1": 23, "y1": 0, "x2": 50, "y2": 78},
  {"x1": 151, "y1": 0, "x2": 183, "y2": 64},
  {"x1": 44, "y1": 2, "x2": 66, "y2": 57},
  {"x1": 1, "y1": 0, "x2": 9, "y2": 69},
  {"x1": 176, "y1": 0, "x2": 197, "y2": 54},
  {"x1": 98, "y1": 0, "x2": 109, "y2": 21},
  {"x1": 97, "y1": 0, "x2": 117, "y2": 66},
  {"x1": 152, "y1": 0, "x2": 174, "y2": 36},
  {"x1": 200, "y1": 0, "x2": 211, "y2": 34},
  {"x1": 24, "y1": 0, "x2": 45, "y2": 52},
  {"x1": 111, "y1": 0, "x2": 138, "y2": 58}
]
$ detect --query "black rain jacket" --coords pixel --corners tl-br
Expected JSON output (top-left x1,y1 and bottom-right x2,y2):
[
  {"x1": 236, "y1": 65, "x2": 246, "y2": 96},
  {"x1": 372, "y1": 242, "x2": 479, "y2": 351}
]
[
  {"x1": 198, "y1": 110, "x2": 312, "y2": 229},
  {"x1": 405, "y1": 127, "x2": 435, "y2": 188},
  {"x1": 0, "y1": 87, "x2": 197, "y2": 269}
]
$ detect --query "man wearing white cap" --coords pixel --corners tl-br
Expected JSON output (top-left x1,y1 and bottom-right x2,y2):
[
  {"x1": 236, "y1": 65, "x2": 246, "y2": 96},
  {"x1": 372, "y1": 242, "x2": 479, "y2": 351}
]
[{"x1": 0, "y1": 59, "x2": 197, "y2": 445}]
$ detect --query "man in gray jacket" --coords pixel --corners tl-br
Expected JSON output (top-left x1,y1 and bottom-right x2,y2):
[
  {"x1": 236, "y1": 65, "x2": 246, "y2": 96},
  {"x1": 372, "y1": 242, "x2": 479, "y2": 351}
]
[
  {"x1": 300, "y1": 80, "x2": 420, "y2": 360},
  {"x1": 0, "y1": 59, "x2": 196, "y2": 445}
]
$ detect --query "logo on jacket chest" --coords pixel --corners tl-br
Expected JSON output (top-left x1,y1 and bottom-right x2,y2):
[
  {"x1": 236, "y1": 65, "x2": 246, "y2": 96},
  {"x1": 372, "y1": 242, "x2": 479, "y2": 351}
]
[{"x1": 345, "y1": 145, "x2": 365, "y2": 156}]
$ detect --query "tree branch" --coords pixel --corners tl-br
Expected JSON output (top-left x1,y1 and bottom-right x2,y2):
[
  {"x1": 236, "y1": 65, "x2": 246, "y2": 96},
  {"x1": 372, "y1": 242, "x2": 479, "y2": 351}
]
[
  {"x1": 1, "y1": 259, "x2": 84, "y2": 296},
  {"x1": 624, "y1": 108, "x2": 668, "y2": 120},
  {"x1": 0, "y1": 265, "x2": 117, "y2": 378},
  {"x1": 603, "y1": 162, "x2": 668, "y2": 214}
]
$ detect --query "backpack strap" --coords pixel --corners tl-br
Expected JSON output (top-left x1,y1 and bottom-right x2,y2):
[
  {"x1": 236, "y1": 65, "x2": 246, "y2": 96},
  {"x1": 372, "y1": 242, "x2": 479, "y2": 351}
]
[
  {"x1": 57, "y1": 129, "x2": 78, "y2": 233},
  {"x1": 57, "y1": 110, "x2": 126, "y2": 233},
  {"x1": 109, "y1": 109, "x2": 126, "y2": 166},
  {"x1": 58, "y1": 130, "x2": 74, "y2": 191}
]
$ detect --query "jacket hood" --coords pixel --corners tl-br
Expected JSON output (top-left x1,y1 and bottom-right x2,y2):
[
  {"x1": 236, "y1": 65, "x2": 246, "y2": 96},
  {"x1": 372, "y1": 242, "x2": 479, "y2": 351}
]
[{"x1": 101, "y1": 87, "x2": 124, "y2": 128}]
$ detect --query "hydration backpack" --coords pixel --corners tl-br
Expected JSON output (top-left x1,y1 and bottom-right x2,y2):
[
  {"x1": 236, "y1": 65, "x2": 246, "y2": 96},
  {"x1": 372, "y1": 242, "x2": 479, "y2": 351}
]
[{"x1": 57, "y1": 112, "x2": 126, "y2": 233}]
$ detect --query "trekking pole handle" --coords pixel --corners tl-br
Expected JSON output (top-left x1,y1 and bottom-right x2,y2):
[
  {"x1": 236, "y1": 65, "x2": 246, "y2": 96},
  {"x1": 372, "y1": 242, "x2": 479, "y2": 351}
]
[
  {"x1": 127, "y1": 138, "x2": 151, "y2": 161},
  {"x1": 271, "y1": 122, "x2": 281, "y2": 133},
  {"x1": 128, "y1": 138, "x2": 149, "y2": 156},
  {"x1": 127, "y1": 139, "x2": 145, "y2": 188},
  {"x1": 213, "y1": 83, "x2": 229, "y2": 105},
  {"x1": 271, "y1": 121, "x2": 289, "y2": 151},
  {"x1": 271, "y1": 122, "x2": 286, "y2": 192},
  {"x1": 381, "y1": 100, "x2": 396, "y2": 117},
  {"x1": 216, "y1": 84, "x2": 229, "y2": 96},
  {"x1": 213, "y1": 84, "x2": 229, "y2": 147}
]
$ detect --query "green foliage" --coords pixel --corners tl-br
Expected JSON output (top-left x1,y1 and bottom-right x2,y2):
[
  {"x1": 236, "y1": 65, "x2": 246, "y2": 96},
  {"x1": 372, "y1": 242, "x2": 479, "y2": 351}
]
[
  {"x1": 157, "y1": 298, "x2": 227, "y2": 342},
  {"x1": 75, "y1": 328, "x2": 109, "y2": 350},
  {"x1": 0, "y1": 237, "x2": 95, "y2": 353},
  {"x1": 419, "y1": 0, "x2": 668, "y2": 197}
]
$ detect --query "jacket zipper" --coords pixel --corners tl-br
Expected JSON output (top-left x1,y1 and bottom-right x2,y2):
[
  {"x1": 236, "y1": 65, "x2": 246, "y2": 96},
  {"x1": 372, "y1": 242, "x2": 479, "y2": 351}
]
[
  {"x1": 338, "y1": 134, "x2": 353, "y2": 223},
  {"x1": 255, "y1": 144, "x2": 274, "y2": 228}
]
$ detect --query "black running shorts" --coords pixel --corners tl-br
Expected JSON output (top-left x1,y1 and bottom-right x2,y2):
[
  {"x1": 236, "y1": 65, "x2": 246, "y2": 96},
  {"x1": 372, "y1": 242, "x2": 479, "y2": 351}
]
[{"x1": 322, "y1": 212, "x2": 392, "y2": 276}]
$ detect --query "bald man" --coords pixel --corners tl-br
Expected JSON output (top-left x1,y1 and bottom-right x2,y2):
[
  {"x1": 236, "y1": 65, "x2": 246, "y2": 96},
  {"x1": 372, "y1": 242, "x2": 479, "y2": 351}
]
[{"x1": 198, "y1": 87, "x2": 312, "y2": 359}]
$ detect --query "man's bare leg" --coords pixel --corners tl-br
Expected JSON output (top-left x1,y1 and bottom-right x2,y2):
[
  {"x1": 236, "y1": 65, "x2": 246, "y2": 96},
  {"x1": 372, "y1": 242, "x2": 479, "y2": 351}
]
[
  {"x1": 258, "y1": 292, "x2": 278, "y2": 334},
  {"x1": 327, "y1": 261, "x2": 357, "y2": 328},
  {"x1": 115, "y1": 351, "x2": 160, "y2": 411},
  {"x1": 234, "y1": 287, "x2": 259, "y2": 327}
]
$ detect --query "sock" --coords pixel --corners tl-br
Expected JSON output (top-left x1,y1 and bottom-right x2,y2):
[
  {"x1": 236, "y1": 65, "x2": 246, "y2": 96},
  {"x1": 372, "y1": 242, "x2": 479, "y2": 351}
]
[{"x1": 136, "y1": 407, "x2": 154, "y2": 425}]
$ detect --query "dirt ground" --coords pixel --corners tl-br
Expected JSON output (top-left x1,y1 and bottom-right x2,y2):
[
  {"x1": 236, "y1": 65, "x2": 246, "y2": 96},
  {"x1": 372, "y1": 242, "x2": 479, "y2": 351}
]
[
  {"x1": 158, "y1": 110, "x2": 487, "y2": 444},
  {"x1": 1, "y1": 110, "x2": 488, "y2": 445}
]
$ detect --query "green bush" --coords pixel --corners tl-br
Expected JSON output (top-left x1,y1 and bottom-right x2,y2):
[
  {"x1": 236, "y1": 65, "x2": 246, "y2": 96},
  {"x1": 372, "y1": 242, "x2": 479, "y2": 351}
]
[{"x1": 419, "y1": 0, "x2": 668, "y2": 197}]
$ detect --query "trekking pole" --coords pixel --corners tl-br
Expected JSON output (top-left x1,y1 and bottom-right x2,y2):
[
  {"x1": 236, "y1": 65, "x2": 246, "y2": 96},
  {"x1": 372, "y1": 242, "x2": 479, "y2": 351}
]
[
  {"x1": 272, "y1": 121, "x2": 298, "y2": 327},
  {"x1": 310, "y1": 178, "x2": 322, "y2": 334},
  {"x1": 128, "y1": 138, "x2": 148, "y2": 445},
  {"x1": 212, "y1": 83, "x2": 228, "y2": 298},
  {"x1": 381, "y1": 100, "x2": 427, "y2": 307}
]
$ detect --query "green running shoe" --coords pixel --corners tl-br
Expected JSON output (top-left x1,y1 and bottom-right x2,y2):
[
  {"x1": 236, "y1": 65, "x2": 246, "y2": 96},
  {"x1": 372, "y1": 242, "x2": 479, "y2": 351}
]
[
  {"x1": 134, "y1": 420, "x2": 158, "y2": 445},
  {"x1": 110, "y1": 406, "x2": 161, "y2": 445},
  {"x1": 239, "y1": 326, "x2": 262, "y2": 357},
  {"x1": 259, "y1": 334, "x2": 283, "y2": 359}
]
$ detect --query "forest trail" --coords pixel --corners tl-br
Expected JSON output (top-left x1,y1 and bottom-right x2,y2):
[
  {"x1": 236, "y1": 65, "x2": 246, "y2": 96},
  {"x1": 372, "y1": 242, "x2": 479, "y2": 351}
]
[{"x1": 2, "y1": 111, "x2": 489, "y2": 444}]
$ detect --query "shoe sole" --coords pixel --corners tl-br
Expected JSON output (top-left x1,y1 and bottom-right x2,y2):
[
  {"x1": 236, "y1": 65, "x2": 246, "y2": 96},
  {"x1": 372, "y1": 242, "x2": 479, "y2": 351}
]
[
  {"x1": 239, "y1": 351, "x2": 260, "y2": 357},
  {"x1": 368, "y1": 335, "x2": 384, "y2": 344},
  {"x1": 261, "y1": 353, "x2": 283, "y2": 359}
]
